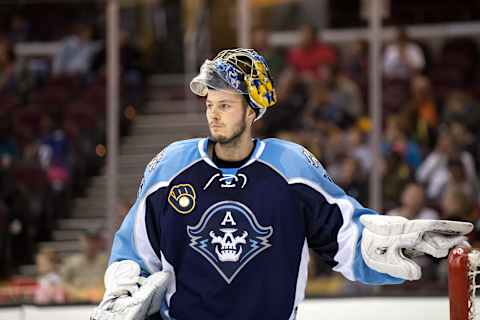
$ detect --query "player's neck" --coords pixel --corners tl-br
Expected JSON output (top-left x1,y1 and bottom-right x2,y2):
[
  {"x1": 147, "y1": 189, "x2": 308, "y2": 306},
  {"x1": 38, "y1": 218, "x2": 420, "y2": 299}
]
[{"x1": 214, "y1": 134, "x2": 254, "y2": 162}]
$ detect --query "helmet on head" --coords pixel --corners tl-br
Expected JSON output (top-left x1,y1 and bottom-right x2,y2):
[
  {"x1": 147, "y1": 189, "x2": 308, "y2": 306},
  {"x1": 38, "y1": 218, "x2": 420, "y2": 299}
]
[{"x1": 190, "y1": 48, "x2": 277, "y2": 120}]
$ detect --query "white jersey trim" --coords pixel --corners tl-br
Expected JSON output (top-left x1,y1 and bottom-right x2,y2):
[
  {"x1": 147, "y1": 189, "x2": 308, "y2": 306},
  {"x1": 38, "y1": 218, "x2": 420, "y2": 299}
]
[
  {"x1": 160, "y1": 251, "x2": 176, "y2": 320},
  {"x1": 198, "y1": 138, "x2": 217, "y2": 168},
  {"x1": 198, "y1": 138, "x2": 267, "y2": 169},
  {"x1": 241, "y1": 140, "x2": 266, "y2": 168},
  {"x1": 134, "y1": 181, "x2": 168, "y2": 274},
  {"x1": 289, "y1": 239, "x2": 309, "y2": 320},
  {"x1": 288, "y1": 178, "x2": 357, "y2": 281},
  {"x1": 257, "y1": 161, "x2": 359, "y2": 282}
]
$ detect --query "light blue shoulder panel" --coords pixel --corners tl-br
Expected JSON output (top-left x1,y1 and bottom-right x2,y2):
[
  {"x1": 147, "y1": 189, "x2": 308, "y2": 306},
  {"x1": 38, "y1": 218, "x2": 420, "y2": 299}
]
[
  {"x1": 259, "y1": 138, "x2": 403, "y2": 285},
  {"x1": 109, "y1": 138, "x2": 203, "y2": 276}
]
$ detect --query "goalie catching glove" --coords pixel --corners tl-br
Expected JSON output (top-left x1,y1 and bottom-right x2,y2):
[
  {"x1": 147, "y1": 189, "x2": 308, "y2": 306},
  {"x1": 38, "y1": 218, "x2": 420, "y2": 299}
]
[
  {"x1": 90, "y1": 260, "x2": 171, "y2": 320},
  {"x1": 360, "y1": 215, "x2": 473, "y2": 281}
]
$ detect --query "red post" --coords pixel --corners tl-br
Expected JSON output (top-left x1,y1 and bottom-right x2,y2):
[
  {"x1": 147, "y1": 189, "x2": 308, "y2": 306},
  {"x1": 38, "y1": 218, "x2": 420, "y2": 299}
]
[{"x1": 449, "y1": 246, "x2": 471, "y2": 320}]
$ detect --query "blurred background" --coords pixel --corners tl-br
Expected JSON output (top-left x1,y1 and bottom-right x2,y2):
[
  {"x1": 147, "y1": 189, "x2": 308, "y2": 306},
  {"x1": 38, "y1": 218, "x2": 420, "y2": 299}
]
[{"x1": 0, "y1": 0, "x2": 479, "y2": 317}]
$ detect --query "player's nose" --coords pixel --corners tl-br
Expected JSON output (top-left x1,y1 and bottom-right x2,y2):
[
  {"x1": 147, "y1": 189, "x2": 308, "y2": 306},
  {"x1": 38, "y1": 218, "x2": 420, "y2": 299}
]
[{"x1": 207, "y1": 108, "x2": 221, "y2": 121}]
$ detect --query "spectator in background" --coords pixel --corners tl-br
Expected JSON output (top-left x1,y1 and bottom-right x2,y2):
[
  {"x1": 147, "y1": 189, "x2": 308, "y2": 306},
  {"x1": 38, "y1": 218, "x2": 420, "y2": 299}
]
[
  {"x1": 336, "y1": 156, "x2": 368, "y2": 204},
  {"x1": 37, "y1": 114, "x2": 72, "y2": 222},
  {"x1": 38, "y1": 114, "x2": 72, "y2": 192},
  {"x1": 33, "y1": 248, "x2": 65, "y2": 304},
  {"x1": 8, "y1": 14, "x2": 30, "y2": 44},
  {"x1": 286, "y1": 23, "x2": 336, "y2": 82},
  {"x1": 382, "y1": 152, "x2": 413, "y2": 211},
  {"x1": 345, "y1": 127, "x2": 372, "y2": 173},
  {"x1": 14, "y1": 121, "x2": 38, "y2": 166},
  {"x1": 416, "y1": 131, "x2": 477, "y2": 202},
  {"x1": 441, "y1": 189, "x2": 475, "y2": 222},
  {"x1": 440, "y1": 157, "x2": 479, "y2": 204},
  {"x1": 52, "y1": 23, "x2": 100, "y2": 76},
  {"x1": 387, "y1": 183, "x2": 439, "y2": 220},
  {"x1": 383, "y1": 115, "x2": 422, "y2": 170},
  {"x1": 91, "y1": 29, "x2": 142, "y2": 77},
  {"x1": 402, "y1": 75, "x2": 438, "y2": 149},
  {"x1": 343, "y1": 39, "x2": 368, "y2": 85},
  {"x1": 0, "y1": 115, "x2": 18, "y2": 171},
  {"x1": 90, "y1": 30, "x2": 144, "y2": 104},
  {"x1": 303, "y1": 66, "x2": 363, "y2": 130},
  {"x1": 436, "y1": 188, "x2": 477, "y2": 283},
  {"x1": 448, "y1": 121, "x2": 479, "y2": 167},
  {"x1": 330, "y1": 66, "x2": 364, "y2": 124},
  {"x1": 442, "y1": 90, "x2": 480, "y2": 134},
  {"x1": 303, "y1": 80, "x2": 343, "y2": 129},
  {"x1": 259, "y1": 70, "x2": 309, "y2": 136},
  {"x1": 61, "y1": 229, "x2": 107, "y2": 303},
  {"x1": 321, "y1": 127, "x2": 346, "y2": 169},
  {"x1": 261, "y1": 24, "x2": 330, "y2": 137},
  {"x1": 383, "y1": 28, "x2": 425, "y2": 79},
  {"x1": 0, "y1": 37, "x2": 17, "y2": 94}
]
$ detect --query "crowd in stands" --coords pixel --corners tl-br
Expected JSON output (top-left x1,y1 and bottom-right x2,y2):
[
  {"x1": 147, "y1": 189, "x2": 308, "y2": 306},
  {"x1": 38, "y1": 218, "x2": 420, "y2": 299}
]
[
  {"x1": 254, "y1": 24, "x2": 480, "y2": 295},
  {"x1": 32, "y1": 229, "x2": 107, "y2": 304},
  {"x1": 0, "y1": 15, "x2": 145, "y2": 304},
  {"x1": 1, "y1": 12, "x2": 480, "y2": 304}
]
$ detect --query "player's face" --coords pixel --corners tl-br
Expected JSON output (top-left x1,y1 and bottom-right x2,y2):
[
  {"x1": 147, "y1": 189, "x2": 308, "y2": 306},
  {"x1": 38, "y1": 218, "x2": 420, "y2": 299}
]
[{"x1": 205, "y1": 90, "x2": 253, "y2": 145}]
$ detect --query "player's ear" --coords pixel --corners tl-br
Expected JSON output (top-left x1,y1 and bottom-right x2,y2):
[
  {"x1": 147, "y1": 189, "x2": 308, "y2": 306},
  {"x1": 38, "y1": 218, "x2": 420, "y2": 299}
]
[{"x1": 245, "y1": 104, "x2": 256, "y2": 123}]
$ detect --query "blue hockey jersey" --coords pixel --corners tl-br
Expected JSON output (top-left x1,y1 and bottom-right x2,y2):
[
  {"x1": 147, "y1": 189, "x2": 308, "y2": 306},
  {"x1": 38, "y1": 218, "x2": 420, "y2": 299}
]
[{"x1": 110, "y1": 138, "x2": 402, "y2": 320}]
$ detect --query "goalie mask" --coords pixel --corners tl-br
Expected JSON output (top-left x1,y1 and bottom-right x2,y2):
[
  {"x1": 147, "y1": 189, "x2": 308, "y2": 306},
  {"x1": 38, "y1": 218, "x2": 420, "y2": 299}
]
[{"x1": 190, "y1": 48, "x2": 277, "y2": 120}]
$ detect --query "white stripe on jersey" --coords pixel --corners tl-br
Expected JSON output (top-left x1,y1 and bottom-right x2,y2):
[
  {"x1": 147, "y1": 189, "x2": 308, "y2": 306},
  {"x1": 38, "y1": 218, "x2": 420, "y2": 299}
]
[
  {"x1": 288, "y1": 178, "x2": 357, "y2": 281},
  {"x1": 289, "y1": 239, "x2": 309, "y2": 320}
]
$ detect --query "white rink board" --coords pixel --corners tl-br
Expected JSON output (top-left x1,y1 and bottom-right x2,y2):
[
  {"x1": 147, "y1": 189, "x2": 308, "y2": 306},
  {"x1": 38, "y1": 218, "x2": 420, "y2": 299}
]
[
  {"x1": 298, "y1": 297, "x2": 450, "y2": 320},
  {"x1": 0, "y1": 305, "x2": 92, "y2": 320},
  {"x1": 0, "y1": 297, "x2": 468, "y2": 320},
  {"x1": 0, "y1": 308, "x2": 21, "y2": 320}
]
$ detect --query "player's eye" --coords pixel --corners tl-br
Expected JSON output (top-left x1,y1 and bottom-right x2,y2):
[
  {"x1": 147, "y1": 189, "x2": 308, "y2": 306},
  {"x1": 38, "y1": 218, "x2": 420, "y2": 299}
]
[{"x1": 220, "y1": 104, "x2": 230, "y2": 111}]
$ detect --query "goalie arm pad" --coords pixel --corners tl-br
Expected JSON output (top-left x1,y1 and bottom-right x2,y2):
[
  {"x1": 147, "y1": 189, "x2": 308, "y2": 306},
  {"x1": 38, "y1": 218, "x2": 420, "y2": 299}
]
[
  {"x1": 359, "y1": 215, "x2": 473, "y2": 280},
  {"x1": 104, "y1": 260, "x2": 143, "y2": 297},
  {"x1": 91, "y1": 260, "x2": 171, "y2": 320}
]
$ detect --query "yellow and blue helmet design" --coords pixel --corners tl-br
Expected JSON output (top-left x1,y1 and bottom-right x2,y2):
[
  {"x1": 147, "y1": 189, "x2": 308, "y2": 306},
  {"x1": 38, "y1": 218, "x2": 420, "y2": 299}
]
[{"x1": 190, "y1": 48, "x2": 277, "y2": 120}]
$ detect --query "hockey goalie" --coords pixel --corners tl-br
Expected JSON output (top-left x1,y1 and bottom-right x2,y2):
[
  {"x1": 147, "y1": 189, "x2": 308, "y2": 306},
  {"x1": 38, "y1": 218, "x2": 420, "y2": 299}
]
[{"x1": 90, "y1": 48, "x2": 473, "y2": 320}]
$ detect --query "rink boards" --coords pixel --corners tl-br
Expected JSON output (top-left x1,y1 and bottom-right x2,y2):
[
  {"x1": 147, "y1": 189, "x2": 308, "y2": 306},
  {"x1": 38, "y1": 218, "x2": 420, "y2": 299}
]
[{"x1": 0, "y1": 297, "x2": 465, "y2": 320}]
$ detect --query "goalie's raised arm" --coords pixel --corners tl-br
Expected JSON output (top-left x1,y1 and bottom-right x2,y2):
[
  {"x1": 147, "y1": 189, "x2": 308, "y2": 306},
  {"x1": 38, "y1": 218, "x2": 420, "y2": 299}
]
[{"x1": 360, "y1": 215, "x2": 473, "y2": 280}]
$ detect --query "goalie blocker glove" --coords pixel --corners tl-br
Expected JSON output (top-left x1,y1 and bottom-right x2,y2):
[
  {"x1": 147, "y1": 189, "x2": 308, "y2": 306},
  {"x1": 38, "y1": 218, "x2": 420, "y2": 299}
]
[
  {"x1": 90, "y1": 260, "x2": 171, "y2": 320},
  {"x1": 360, "y1": 215, "x2": 473, "y2": 280}
]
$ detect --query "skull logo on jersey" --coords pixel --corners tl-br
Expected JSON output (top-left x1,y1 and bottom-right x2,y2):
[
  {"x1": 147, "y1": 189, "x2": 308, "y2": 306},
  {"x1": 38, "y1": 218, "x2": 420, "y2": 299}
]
[
  {"x1": 187, "y1": 201, "x2": 273, "y2": 284},
  {"x1": 210, "y1": 228, "x2": 248, "y2": 262}
]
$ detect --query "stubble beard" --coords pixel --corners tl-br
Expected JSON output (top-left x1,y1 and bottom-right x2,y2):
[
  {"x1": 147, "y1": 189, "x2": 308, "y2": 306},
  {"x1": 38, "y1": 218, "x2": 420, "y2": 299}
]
[{"x1": 210, "y1": 120, "x2": 247, "y2": 147}]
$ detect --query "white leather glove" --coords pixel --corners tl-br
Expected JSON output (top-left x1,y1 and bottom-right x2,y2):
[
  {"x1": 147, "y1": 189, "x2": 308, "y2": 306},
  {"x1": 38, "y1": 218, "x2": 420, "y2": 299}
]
[
  {"x1": 360, "y1": 215, "x2": 473, "y2": 280},
  {"x1": 90, "y1": 260, "x2": 171, "y2": 320}
]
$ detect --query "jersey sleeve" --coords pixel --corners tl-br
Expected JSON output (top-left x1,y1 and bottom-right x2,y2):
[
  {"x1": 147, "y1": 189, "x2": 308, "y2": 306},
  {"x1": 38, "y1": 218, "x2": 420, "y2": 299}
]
[
  {"x1": 109, "y1": 153, "x2": 168, "y2": 276},
  {"x1": 261, "y1": 139, "x2": 403, "y2": 285},
  {"x1": 109, "y1": 139, "x2": 201, "y2": 276}
]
